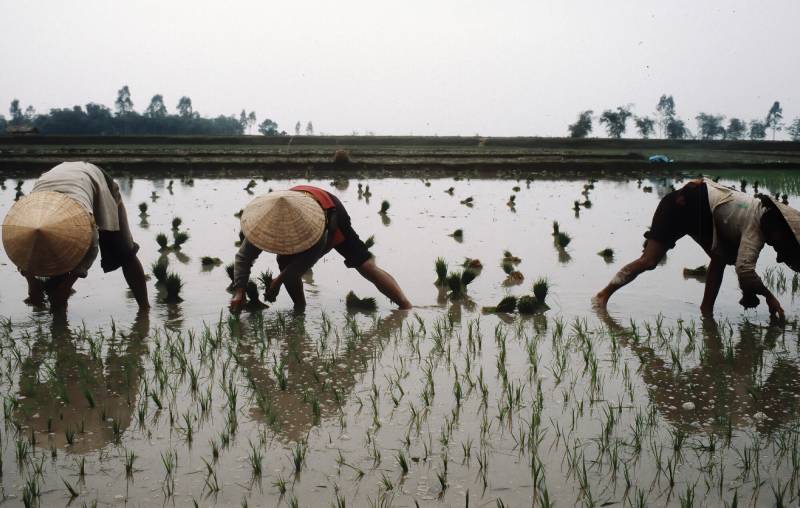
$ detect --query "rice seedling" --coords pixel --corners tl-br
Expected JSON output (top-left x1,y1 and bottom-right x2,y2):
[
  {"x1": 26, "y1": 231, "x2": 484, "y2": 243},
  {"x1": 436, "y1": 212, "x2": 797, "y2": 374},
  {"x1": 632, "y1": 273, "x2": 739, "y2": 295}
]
[
  {"x1": 447, "y1": 270, "x2": 478, "y2": 298},
  {"x1": 333, "y1": 149, "x2": 351, "y2": 163},
  {"x1": 244, "y1": 179, "x2": 257, "y2": 191},
  {"x1": 642, "y1": 186, "x2": 653, "y2": 193},
  {"x1": 258, "y1": 269, "x2": 273, "y2": 297},
  {"x1": 532, "y1": 277, "x2": 549, "y2": 303},
  {"x1": 172, "y1": 230, "x2": 190, "y2": 249},
  {"x1": 363, "y1": 185, "x2": 372, "y2": 198},
  {"x1": 234, "y1": 209, "x2": 243, "y2": 218},
  {"x1": 460, "y1": 196, "x2": 474, "y2": 206},
  {"x1": 171, "y1": 217, "x2": 182, "y2": 230},
  {"x1": 555, "y1": 232, "x2": 571, "y2": 248},
  {"x1": 463, "y1": 258, "x2": 483, "y2": 270},
  {"x1": 346, "y1": 291, "x2": 377, "y2": 312},
  {"x1": 379, "y1": 200, "x2": 391, "y2": 215},
  {"x1": 138, "y1": 202, "x2": 148, "y2": 215},
  {"x1": 517, "y1": 295, "x2": 540, "y2": 314},
  {"x1": 683, "y1": 265, "x2": 708, "y2": 277},
  {"x1": 598, "y1": 248, "x2": 614, "y2": 261},
  {"x1": 364, "y1": 235, "x2": 375, "y2": 249},
  {"x1": 163, "y1": 273, "x2": 184, "y2": 303},
  {"x1": 156, "y1": 233, "x2": 169, "y2": 250},
  {"x1": 151, "y1": 191, "x2": 159, "y2": 201},
  {"x1": 482, "y1": 296, "x2": 517, "y2": 314},
  {"x1": 503, "y1": 251, "x2": 521, "y2": 264},
  {"x1": 445, "y1": 187, "x2": 455, "y2": 194},
  {"x1": 552, "y1": 221, "x2": 559, "y2": 236},
  {"x1": 512, "y1": 185, "x2": 521, "y2": 192},
  {"x1": 507, "y1": 195, "x2": 516, "y2": 207},
  {"x1": 152, "y1": 257, "x2": 169, "y2": 284},
  {"x1": 200, "y1": 256, "x2": 222, "y2": 267},
  {"x1": 450, "y1": 229, "x2": 463, "y2": 240},
  {"x1": 435, "y1": 257, "x2": 449, "y2": 286},
  {"x1": 246, "y1": 281, "x2": 267, "y2": 308}
]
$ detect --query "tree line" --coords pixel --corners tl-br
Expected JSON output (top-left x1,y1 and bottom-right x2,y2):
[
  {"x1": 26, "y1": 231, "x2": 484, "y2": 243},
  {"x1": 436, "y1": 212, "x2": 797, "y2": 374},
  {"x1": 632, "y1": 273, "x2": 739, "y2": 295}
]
[
  {"x1": 569, "y1": 96, "x2": 800, "y2": 141},
  {"x1": 0, "y1": 86, "x2": 317, "y2": 137}
]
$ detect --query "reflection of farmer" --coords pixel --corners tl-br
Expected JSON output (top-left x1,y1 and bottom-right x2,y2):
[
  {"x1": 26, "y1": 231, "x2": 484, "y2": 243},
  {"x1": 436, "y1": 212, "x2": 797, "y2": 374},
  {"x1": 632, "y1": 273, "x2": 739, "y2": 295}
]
[
  {"x1": 596, "y1": 309, "x2": 800, "y2": 432},
  {"x1": 1, "y1": 162, "x2": 149, "y2": 311},
  {"x1": 229, "y1": 185, "x2": 411, "y2": 312},
  {"x1": 595, "y1": 178, "x2": 800, "y2": 318}
]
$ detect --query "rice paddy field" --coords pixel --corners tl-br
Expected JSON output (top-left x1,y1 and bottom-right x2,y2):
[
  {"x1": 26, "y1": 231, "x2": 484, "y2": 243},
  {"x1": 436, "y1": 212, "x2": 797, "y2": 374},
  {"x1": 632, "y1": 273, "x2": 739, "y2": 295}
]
[{"x1": 1, "y1": 166, "x2": 800, "y2": 506}]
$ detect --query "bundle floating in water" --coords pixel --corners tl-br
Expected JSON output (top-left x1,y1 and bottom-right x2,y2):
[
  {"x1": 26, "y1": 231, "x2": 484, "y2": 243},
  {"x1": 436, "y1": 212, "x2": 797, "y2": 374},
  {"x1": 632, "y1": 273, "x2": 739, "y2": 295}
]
[
  {"x1": 482, "y1": 296, "x2": 517, "y2": 314},
  {"x1": 346, "y1": 291, "x2": 377, "y2": 311},
  {"x1": 201, "y1": 256, "x2": 222, "y2": 267},
  {"x1": 171, "y1": 217, "x2": 182, "y2": 230}
]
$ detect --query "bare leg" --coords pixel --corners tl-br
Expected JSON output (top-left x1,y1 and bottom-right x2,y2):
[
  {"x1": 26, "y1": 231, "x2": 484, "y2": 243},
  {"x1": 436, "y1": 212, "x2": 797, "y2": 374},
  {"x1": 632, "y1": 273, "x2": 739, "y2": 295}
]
[
  {"x1": 47, "y1": 273, "x2": 80, "y2": 312},
  {"x1": 282, "y1": 276, "x2": 306, "y2": 311},
  {"x1": 357, "y1": 258, "x2": 412, "y2": 309},
  {"x1": 24, "y1": 275, "x2": 45, "y2": 306},
  {"x1": 593, "y1": 239, "x2": 668, "y2": 308},
  {"x1": 122, "y1": 255, "x2": 149, "y2": 309}
]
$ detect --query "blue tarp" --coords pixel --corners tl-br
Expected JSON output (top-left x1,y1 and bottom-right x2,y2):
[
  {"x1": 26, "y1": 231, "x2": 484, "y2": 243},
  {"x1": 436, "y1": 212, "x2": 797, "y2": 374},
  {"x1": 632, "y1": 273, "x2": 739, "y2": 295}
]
[{"x1": 649, "y1": 155, "x2": 673, "y2": 163}]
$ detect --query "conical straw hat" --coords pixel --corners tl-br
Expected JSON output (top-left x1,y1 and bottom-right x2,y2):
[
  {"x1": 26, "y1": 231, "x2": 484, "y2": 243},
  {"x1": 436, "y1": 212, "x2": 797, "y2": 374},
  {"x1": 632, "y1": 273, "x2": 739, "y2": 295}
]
[
  {"x1": 774, "y1": 201, "x2": 800, "y2": 246},
  {"x1": 2, "y1": 191, "x2": 94, "y2": 276},
  {"x1": 241, "y1": 190, "x2": 325, "y2": 254}
]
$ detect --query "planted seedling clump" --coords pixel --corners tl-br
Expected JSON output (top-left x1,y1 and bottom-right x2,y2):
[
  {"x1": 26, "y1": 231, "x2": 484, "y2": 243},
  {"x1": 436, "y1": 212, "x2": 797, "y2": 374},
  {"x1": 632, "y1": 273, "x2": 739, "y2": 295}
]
[
  {"x1": 435, "y1": 257, "x2": 448, "y2": 286},
  {"x1": 552, "y1": 221, "x2": 560, "y2": 236},
  {"x1": 163, "y1": 272, "x2": 184, "y2": 303},
  {"x1": 156, "y1": 233, "x2": 169, "y2": 251},
  {"x1": 532, "y1": 277, "x2": 549, "y2": 304},
  {"x1": 450, "y1": 229, "x2": 463, "y2": 240},
  {"x1": 245, "y1": 179, "x2": 257, "y2": 191},
  {"x1": 447, "y1": 269, "x2": 478, "y2": 298},
  {"x1": 379, "y1": 201, "x2": 391, "y2": 215},
  {"x1": 555, "y1": 232, "x2": 571, "y2": 248},
  {"x1": 598, "y1": 248, "x2": 614, "y2": 261},
  {"x1": 346, "y1": 291, "x2": 377, "y2": 311},
  {"x1": 517, "y1": 295, "x2": 538, "y2": 314},
  {"x1": 172, "y1": 231, "x2": 190, "y2": 249},
  {"x1": 138, "y1": 202, "x2": 148, "y2": 216},
  {"x1": 460, "y1": 196, "x2": 474, "y2": 206},
  {"x1": 151, "y1": 257, "x2": 169, "y2": 284},
  {"x1": 482, "y1": 296, "x2": 517, "y2": 314},
  {"x1": 683, "y1": 265, "x2": 708, "y2": 282},
  {"x1": 201, "y1": 256, "x2": 222, "y2": 267},
  {"x1": 171, "y1": 217, "x2": 182, "y2": 230}
]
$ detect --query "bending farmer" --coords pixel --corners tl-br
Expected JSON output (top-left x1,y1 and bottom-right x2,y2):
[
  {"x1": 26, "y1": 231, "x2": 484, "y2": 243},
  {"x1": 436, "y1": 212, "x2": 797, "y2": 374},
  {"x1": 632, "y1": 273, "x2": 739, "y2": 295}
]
[
  {"x1": 594, "y1": 178, "x2": 800, "y2": 318},
  {"x1": 230, "y1": 185, "x2": 411, "y2": 312},
  {"x1": 1, "y1": 161, "x2": 149, "y2": 311}
]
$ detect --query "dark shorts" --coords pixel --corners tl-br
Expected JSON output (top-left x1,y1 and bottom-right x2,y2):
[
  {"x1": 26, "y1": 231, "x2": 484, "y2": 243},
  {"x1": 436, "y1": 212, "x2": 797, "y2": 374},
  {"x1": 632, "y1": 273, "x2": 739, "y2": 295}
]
[
  {"x1": 99, "y1": 231, "x2": 140, "y2": 272},
  {"x1": 644, "y1": 180, "x2": 713, "y2": 252},
  {"x1": 277, "y1": 195, "x2": 372, "y2": 271}
]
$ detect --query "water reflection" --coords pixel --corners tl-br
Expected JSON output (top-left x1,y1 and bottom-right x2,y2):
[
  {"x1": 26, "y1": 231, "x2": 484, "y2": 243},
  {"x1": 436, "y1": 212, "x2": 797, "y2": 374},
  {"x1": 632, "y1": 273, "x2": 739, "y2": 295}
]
[
  {"x1": 231, "y1": 310, "x2": 407, "y2": 442},
  {"x1": 13, "y1": 310, "x2": 149, "y2": 453},
  {"x1": 597, "y1": 309, "x2": 800, "y2": 433}
]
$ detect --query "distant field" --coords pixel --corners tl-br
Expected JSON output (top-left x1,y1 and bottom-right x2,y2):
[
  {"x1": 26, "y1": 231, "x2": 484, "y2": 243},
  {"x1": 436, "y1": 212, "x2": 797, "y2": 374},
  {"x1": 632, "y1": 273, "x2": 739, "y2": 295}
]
[{"x1": 1, "y1": 135, "x2": 799, "y2": 173}]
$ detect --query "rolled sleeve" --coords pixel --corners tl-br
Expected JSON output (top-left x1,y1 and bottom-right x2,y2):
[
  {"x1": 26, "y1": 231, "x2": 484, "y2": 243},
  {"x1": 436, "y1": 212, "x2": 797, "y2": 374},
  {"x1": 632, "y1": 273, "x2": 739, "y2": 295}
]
[
  {"x1": 734, "y1": 223, "x2": 767, "y2": 294},
  {"x1": 234, "y1": 238, "x2": 262, "y2": 289}
]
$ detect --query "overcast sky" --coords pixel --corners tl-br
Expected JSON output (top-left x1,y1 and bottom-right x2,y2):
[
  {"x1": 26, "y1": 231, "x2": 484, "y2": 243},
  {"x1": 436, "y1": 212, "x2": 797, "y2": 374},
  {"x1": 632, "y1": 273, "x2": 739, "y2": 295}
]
[{"x1": 1, "y1": 0, "x2": 798, "y2": 137}]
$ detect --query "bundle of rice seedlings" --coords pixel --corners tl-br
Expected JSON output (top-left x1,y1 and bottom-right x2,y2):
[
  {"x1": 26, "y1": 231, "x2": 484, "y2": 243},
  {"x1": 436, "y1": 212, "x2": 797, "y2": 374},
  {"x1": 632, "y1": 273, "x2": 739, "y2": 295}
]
[
  {"x1": 642, "y1": 186, "x2": 653, "y2": 193},
  {"x1": 333, "y1": 149, "x2": 351, "y2": 163},
  {"x1": 258, "y1": 270, "x2": 274, "y2": 299},
  {"x1": 245, "y1": 281, "x2": 266, "y2": 308},
  {"x1": 597, "y1": 248, "x2": 614, "y2": 260},
  {"x1": 683, "y1": 265, "x2": 708, "y2": 277},
  {"x1": 200, "y1": 256, "x2": 222, "y2": 267},
  {"x1": 552, "y1": 221, "x2": 559, "y2": 236},
  {"x1": 364, "y1": 235, "x2": 375, "y2": 249},
  {"x1": 172, "y1": 231, "x2": 190, "y2": 249},
  {"x1": 435, "y1": 257, "x2": 448, "y2": 286},
  {"x1": 163, "y1": 272, "x2": 184, "y2": 303},
  {"x1": 517, "y1": 295, "x2": 538, "y2": 314},
  {"x1": 502, "y1": 260, "x2": 514, "y2": 275},
  {"x1": 244, "y1": 179, "x2": 257, "y2": 191},
  {"x1": 532, "y1": 277, "x2": 549, "y2": 303},
  {"x1": 445, "y1": 187, "x2": 454, "y2": 195},
  {"x1": 503, "y1": 271, "x2": 524, "y2": 286},
  {"x1": 447, "y1": 270, "x2": 478, "y2": 297},
  {"x1": 346, "y1": 291, "x2": 377, "y2": 311},
  {"x1": 503, "y1": 251, "x2": 521, "y2": 264},
  {"x1": 138, "y1": 202, "x2": 148, "y2": 216},
  {"x1": 363, "y1": 185, "x2": 372, "y2": 198},
  {"x1": 167, "y1": 180, "x2": 174, "y2": 191},
  {"x1": 507, "y1": 195, "x2": 516, "y2": 207},
  {"x1": 171, "y1": 217, "x2": 182, "y2": 230},
  {"x1": 512, "y1": 186, "x2": 521, "y2": 192},
  {"x1": 379, "y1": 200, "x2": 390, "y2": 215},
  {"x1": 151, "y1": 257, "x2": 169, "y2": 284},
  {"x1": 460, "y1": 196, "x2": 474, "y2": 206},
  {"x1": 450, "y1": 229, "x2": 463, "y2": 240},
  {"x1": 156, "y1": 233, "x2": 169, "y2": 250},
  {"x1": 573, "y1": 200, "x2": 581, "y2": 212},
  {"x1": 582, "y1": 199, "x2": 592, "y2": 208},
  {"x1": 150, "y1": 191, "x2": 159, "y2": 201},
  {"x1": 463, "y1": 258, "x2": 483, "y2": 270},
  {"x1": 483, "y1": 296, "x2": 517, "y2": 314},
  {"x1": 555, "y1": 232, "x2": 571, "y2": 248}
]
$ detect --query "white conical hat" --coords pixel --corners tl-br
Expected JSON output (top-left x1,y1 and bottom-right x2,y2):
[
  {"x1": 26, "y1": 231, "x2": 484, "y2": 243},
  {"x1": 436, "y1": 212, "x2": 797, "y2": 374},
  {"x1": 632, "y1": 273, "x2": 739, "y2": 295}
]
[
  {"x1": 2, "y1": 191, "x2": 94, "y2": 276},
  {"x1": 240, "y1": 190, "x2": 325, "y2": 254}
]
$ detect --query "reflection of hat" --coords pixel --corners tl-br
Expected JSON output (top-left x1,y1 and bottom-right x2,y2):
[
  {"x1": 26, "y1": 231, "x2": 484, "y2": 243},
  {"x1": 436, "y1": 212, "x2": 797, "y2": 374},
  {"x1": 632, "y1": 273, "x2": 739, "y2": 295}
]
[
  {"x1": 2, "y1": 191, "x2": 94, "y2": 276},
  {"x1": 241, "y1": 190, "x2": 325, "y2": 254},
  {"x1": 767, "y1": 198, "x2": 800, "y2": 247}
]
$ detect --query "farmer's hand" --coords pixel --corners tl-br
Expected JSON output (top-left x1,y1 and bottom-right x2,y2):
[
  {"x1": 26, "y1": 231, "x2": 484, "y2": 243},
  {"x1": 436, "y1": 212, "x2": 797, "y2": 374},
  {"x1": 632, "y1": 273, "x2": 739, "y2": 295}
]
[
  {"x1": 766, "y1": 295, "x2": 785, "y2": 321},
  {"x1": 229, "y1": 287, "x2": 246, "y2": 313},
  {"x1": 739, "y1": 292, "x2": 759, "y2": 309},
  {"x1": 264, "y1": 279, "x2": 281, "y2": 302}
]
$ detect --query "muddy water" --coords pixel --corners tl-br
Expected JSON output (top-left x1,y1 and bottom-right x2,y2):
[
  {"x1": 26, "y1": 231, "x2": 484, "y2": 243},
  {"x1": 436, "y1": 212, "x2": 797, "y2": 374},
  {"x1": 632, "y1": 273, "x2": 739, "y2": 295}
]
[{"x1": 0, "y1": 169, "x2": 799, "y2": 506}]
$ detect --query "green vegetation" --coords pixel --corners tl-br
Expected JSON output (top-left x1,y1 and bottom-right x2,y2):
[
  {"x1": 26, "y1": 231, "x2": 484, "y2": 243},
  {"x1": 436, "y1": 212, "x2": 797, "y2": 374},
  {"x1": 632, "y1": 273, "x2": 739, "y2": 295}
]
[
  {"x1": 482, "y1": 296, "x2": 517, "y2": 313},
  {"x1": 151, "y1": 257, "x2": 169, "y2": 283},
  {"x1": 555, "y1": 232, "x2": 571, "y2": 248},
  {"x1": 435, "y1": 257, "x2": 448, "y2": 286},
  {"x1": 379, "y1": 200, "x2": 390, "y2": 215},
  {"x1": 163, "y1": 272, "x2": 184, "y2": 303},
  {"x1": 156, "y1": 233, "x2": 169, "y2": 250},
  {"x1": 345, "y1": 291, "x2": 377, "y2": 311},
  {"x1": 598, "y1": 248, "x2": 614, "y2": 260},
  {"x1": 532, "y1": 277, "x2": 549, "y2": 303},
  {"x1": 201, "y1": 256, "x2": 222, "y2": 267},
  {"x1": 171, "y1": 217, "x2": 182, "y2": 230},
  {"x1": 172, "y1": 231, "x2": 190, "y2": 249}
]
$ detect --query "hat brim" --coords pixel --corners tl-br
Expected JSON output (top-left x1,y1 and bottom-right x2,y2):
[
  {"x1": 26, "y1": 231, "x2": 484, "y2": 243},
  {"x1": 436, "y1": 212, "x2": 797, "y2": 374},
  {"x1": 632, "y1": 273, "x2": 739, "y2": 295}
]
[{"x1": 240, "y1": 190, "x2": 326, "y2": 255}]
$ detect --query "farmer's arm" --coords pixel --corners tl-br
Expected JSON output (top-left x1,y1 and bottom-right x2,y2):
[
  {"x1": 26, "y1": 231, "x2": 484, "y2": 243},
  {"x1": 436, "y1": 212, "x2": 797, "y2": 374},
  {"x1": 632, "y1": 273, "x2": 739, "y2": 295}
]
[
  {"x1": 699, "y1": 255, "x2": 726, "y2": 317},
  {"x1": 122, "y1": 255, "x2": 149, "y2": 309},
  {"x1": 735, "y1": 227, "x2": 783, "y2": 319},
  {"x1": 230, "y1": 238, "x2": 262, "y2": 312},
  {"x1": 266, "y1": 240, "x2": 327, "y2": 308},
  {"x1": 357, "y1": 258, "x2": 412, "y2": 309}
]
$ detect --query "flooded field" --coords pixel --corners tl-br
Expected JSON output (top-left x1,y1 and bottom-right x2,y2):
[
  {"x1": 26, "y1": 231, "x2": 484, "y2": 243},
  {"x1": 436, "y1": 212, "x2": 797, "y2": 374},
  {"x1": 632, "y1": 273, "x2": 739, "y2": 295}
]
[{"x1": 1, "y1": 168, "x2": 800, "y2": 506}]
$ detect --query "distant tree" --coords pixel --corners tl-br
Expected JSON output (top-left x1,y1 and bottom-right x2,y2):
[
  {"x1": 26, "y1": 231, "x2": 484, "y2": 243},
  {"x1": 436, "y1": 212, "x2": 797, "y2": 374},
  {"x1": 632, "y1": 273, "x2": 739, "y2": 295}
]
[
  {"x1": 9, "y1": 99, "x2": 24, "y2": 125},
  {"x1": 656, "y1": 94, "x2": 676, "y2": 137},
  {"x1": 695, "y1": 113, "x2": 726, "y2": 140},
  {"x1": 145, "y1": 94, "x2": 167, "y2": 118},
  {"x1": 634, "y1": 116, "x2": 655, "y2": 138},
  {"x1": 0, "y1": 115, "x2": 6, "y2": 133},
  {"x1": 749, "y1": 120, "x2": 767, "y2": 140},
  {"x1": 295, "y1": 121, "x2": 301, "y2": 135},
  {"x1": 239, "y1": 109, "x2": 248, "y2": 132},
  {"x1": 24, "y1": 105, "x2": 36, "y2": 122},
  {"x1": 258, "y1": 118, "x2": 279, "y2": 136},
  {"x1": 789, "y1": 118, "x2": 800, "y2": 141},
  {"x1": 599, "y1": 106, "x2": 632, "y2": 138},
  {"x1": 114, "y1": 85, "x2": 134, "y2": 115},
  {"x1": 725, "y1": 118, "x2": 746, "y2": 140},
  {"x1": 765, "y1": 101, "x2": 783, "y2": 140},
  {"x1": 665, "y1": 117, "x2": 688, "y2": 140},
  {"x1": 176, "y1": 96, "x2": 193, "y2": 118},
  {"x1": 567, "y1": 110, "x2": 593, "y2": 138},
  {"x1": 305, "y1": 121, "x2": 314, "y2": 136},
  {"x1": 247, "y1": 112, "x2": 256, "y2": 133}
]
